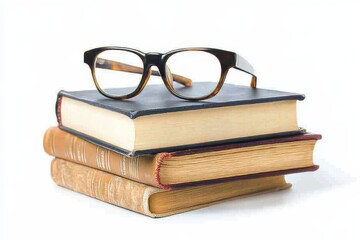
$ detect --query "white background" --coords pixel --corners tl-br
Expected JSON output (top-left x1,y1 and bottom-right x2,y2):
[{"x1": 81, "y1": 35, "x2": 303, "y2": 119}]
[{"x1": 1, "y1": 0, "x2": 359, "y2": 239}]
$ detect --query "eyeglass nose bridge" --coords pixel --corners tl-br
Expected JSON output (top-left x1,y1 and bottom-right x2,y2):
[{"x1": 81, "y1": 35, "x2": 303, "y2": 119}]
[
  {"x1": 142, "y1": 52, "x2": 176, "y2": 91},
  {"x1": 144, "y1": 52, "x2": 163, "y2": 67},
  {"x1": 139, "y1": 52, "x2": 166, "y2": 87},
  {"x1": 142, "y1": 52, "x2": 168, "y2": 81}
]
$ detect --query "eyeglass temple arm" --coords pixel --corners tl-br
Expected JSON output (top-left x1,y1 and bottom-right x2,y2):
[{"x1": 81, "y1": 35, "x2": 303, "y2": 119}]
[
  {"x1": 234, "y1": 54, "x2": 257, "y2": 88},
  {"x1": 95, "y1": 58, "x2": 192, "y2": 87}
]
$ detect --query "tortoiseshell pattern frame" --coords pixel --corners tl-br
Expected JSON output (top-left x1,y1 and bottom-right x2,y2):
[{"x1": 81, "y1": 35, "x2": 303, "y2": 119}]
[{"x1": 84, "y1": 47, "x2": 257, "y2": 101}]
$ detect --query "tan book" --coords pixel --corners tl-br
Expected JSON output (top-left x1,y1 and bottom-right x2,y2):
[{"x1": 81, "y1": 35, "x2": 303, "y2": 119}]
[
  {"x1": 44, "y1": 127, "x2": 320, "y2": 189},
  {"x1": 51, "y1": 158, "x2": 291, "y2": 217}
]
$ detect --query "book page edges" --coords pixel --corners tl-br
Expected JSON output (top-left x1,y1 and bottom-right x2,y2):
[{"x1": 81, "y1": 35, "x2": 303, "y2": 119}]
[
  {"x1": 134, "y1": 100, "x2": 298, "y2": 150},
  {"x1": 149, "y1": 182, "x2": 292, "y2": 218}
]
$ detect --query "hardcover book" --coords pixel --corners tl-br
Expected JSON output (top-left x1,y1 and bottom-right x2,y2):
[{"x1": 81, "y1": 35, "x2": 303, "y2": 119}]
[
  {"x1": 51, "y1": 158, "x2": 292, "y2": 217},
  {"x1": 56, "y1": 83, "x2": 305, "y2": 156},
  {"x1": 44, "y1": 127, "x2": 320, "y2": 189}
]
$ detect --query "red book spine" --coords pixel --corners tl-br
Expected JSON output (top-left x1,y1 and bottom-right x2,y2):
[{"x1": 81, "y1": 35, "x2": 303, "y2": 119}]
[{"x1": 56, "y1": 96, "x2": 63, "y2": 126}]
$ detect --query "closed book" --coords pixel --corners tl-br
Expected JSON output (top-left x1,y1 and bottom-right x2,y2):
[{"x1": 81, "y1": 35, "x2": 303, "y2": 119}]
[
  {"x1": 56, "y1": 83, "x2": 305, "y2": 157},
  {"x1": 51, "y1": 158, "x2": 291, "y2": 217},
  {"x1": 44, "y1": 127, "x2": 320, "y2": 189}
]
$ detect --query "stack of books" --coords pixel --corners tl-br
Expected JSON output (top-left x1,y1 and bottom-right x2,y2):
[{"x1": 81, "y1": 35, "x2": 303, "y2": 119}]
[{"x1": 43, "y1": 83, "x2": 321, "y2": 217}]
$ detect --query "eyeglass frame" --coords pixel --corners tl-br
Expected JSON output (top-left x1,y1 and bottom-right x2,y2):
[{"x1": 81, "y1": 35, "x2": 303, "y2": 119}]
[{"x1": 84, "y1": 47, "x2": 257, "y2": 101}]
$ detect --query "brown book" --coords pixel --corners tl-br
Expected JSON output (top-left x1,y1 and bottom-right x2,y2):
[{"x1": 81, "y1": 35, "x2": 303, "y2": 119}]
[
  {"x1": 51, "y1": 158, "x2": 291, "y2": 217},
  {"x1": 44, "y1": 127, "x2": 321, "y2": 189}
]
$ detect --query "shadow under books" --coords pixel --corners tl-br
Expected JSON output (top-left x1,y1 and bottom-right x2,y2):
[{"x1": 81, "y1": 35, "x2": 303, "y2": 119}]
[{"x1": 187, "y1": 160, "x2": 353, "y2": 216}]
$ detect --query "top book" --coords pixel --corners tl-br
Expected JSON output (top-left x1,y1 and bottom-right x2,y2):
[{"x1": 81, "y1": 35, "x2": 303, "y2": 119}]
[{"x1": 56, "y1": 83, "x2": 305, "y2": 157}]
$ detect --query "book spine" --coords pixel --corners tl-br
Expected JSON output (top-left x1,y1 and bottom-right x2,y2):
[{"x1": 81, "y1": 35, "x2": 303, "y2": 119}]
[
  {"x1": 56, "y1": 95, "x2": 63, "y2": 126},
  {"x1": 44, "y1": 127, "x2": 165, "y2": 188},
  {"x1": 51, "y1": 158, "x2": 160, "y2": 217}
]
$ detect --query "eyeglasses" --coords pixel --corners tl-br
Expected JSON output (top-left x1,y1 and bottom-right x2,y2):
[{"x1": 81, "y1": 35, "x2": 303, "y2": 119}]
[{"x1": 84, "y1": 47, "x2": 257, "y2": 101}]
